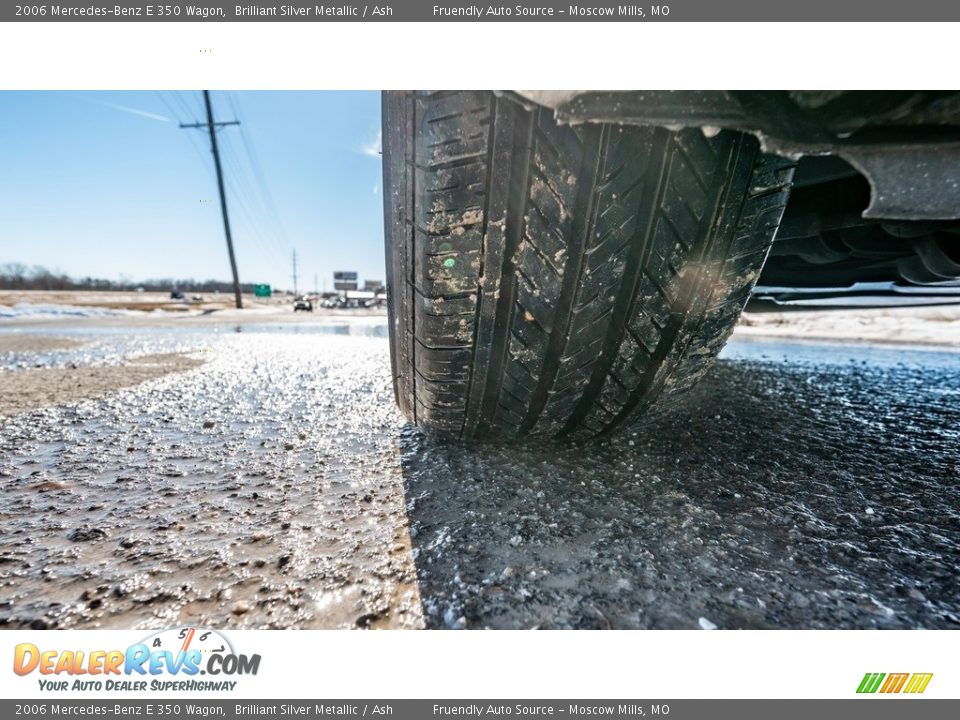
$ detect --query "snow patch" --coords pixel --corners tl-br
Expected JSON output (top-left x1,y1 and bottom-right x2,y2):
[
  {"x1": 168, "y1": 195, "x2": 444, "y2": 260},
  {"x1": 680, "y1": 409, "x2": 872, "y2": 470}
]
[{"x1": 0, "y1": 303, "x2": 132, "y2": 319}]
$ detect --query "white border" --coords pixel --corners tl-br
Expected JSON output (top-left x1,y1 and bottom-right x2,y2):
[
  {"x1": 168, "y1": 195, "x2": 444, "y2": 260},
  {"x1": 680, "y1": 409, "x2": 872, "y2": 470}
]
[
  {"x1": 3, "y1": 630, "x2": 955, "y2": 699},
  {"x1": 1, "y1": 17, "x2": 957, "y2": 705},
  {"x1": 0, "y1": 22, "x2": 957, "y2": 90}
]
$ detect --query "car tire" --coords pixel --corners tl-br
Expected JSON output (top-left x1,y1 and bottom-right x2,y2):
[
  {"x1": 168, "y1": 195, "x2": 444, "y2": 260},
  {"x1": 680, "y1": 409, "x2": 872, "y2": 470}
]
[{"x1": 382, "y1": 91, "x2": 795, "y2": 440}]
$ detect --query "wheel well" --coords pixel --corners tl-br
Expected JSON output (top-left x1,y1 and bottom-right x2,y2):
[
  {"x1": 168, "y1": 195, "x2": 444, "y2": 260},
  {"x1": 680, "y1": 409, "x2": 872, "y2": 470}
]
[{"x1": 759, "y1": 155, "x2": 960, "y2": 290}]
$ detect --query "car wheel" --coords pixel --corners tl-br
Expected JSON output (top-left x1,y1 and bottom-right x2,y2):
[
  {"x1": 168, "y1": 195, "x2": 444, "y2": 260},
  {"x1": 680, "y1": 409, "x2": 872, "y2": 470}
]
[{"x1": 382, "y1": 91, "x2": 795, "y2": 440}]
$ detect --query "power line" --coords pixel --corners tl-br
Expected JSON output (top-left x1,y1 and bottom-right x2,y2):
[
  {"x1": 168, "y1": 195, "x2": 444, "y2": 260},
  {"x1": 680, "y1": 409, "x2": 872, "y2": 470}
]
[
  {"x1": 211, "y1": 106, "x2": 291, "y2": 276},
  {"x1": 172, "y1": 91, "x2": 200, "y2": 126},
  {"x1": 157, "y1": 91, "x2": 216, "y2": 181},
  {"x1": 171, "y1": 91, "x2": 291, "y2": 289},
  {"x1": 154, "y1": 91, "x2": 182, "y2": 123},
  {"x1": 227, "y1": 92, "x2": 291, "y2": 252},
  {"x1": 215, "y1": 133, "x2": 289, "y2": 274},
  {"x1": 164, "y1": 91, "x2": 286, "y2": 281}
]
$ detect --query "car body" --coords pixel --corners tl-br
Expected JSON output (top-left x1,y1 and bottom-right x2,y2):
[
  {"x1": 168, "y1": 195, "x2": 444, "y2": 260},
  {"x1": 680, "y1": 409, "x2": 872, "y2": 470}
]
[
  {"x1": 293, "y1": 296, "x2": 313, "y2": 312},
  {"x1": 515, "y1": 91, "x2": 960, "y2": 308},
  {"x1": 381, "y1": 91, "x2": 960, "y2": 440}
]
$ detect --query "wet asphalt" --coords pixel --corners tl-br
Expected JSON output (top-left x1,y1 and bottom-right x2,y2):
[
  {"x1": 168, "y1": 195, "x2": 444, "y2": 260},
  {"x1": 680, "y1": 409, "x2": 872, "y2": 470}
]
[{"x1": 0, "y1": 319, "x2": 958, "y2": 630}]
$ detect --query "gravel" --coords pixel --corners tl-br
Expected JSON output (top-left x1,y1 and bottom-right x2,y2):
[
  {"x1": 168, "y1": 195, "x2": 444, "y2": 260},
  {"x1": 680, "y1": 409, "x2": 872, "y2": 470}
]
[{"x1": 0, "y1": 322, "x2": 957, "y2": 630}]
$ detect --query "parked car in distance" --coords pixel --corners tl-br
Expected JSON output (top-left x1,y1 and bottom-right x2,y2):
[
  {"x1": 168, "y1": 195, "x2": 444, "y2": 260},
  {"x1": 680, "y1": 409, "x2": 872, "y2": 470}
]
[{"x1": 293, "y1": 295, "x2": 314, "y2": 312}]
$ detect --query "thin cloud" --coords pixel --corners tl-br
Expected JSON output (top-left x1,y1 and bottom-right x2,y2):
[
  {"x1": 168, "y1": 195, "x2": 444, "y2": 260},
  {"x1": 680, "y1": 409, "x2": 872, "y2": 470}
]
[
  {"x1": 88, "y1": 98, "x2": 171, "y2": 123},
  {"x1": 360, "y1": 129, "x2": 381, "y2": 157}
]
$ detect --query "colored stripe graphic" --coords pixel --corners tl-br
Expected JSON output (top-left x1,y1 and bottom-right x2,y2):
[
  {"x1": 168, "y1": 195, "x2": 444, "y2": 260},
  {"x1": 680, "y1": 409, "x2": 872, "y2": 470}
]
[
  {"x1": 880, "y1": 673, "x2": 909, "y2": 693},
  {"x1": 857, "y1": 673, "x2": 885, "y2": 693},
  {"x1": 857, "y1": 672, "x2": 932, "y2": 694},
  {"x1": 904, "y1": 673, "x2": 933, "y2": 694}
]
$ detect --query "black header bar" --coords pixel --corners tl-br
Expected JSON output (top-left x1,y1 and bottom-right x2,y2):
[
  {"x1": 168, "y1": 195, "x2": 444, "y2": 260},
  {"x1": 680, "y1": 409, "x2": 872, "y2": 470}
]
[{"x1": 3, "y1": 1, "x2": 959, "y2": 22}]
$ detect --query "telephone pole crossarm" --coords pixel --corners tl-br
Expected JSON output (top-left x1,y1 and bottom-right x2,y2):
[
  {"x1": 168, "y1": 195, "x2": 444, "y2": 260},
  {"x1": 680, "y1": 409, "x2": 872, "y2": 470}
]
[{"x1": 179, "y1": 121, "x2": 240, "y2": 130}]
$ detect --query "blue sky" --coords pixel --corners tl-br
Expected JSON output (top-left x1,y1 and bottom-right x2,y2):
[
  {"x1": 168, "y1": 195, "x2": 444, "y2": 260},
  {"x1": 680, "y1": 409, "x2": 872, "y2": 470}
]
[{"x1": 0, "y1": 91, "x2": 384, "y2": 291}]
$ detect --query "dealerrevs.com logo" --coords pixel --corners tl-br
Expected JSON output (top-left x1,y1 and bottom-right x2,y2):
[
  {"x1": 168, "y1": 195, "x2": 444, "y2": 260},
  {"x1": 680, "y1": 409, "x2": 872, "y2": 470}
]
[
  {"x1": 13, "y1": 627, "x2": 260, "y2": 693},
  {"x1": 857, "y1": 673, "x2": 933, "y2": 694}
]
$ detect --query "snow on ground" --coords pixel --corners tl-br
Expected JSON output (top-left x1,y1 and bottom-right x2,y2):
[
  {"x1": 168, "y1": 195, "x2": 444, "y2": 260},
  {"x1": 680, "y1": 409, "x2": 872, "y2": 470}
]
[
  {"x1": 736, "y1": 304, "x2": 960, "y2": 348},
  {"x1": 0, "y1": 302, "x2": 134, "y2": 319}
]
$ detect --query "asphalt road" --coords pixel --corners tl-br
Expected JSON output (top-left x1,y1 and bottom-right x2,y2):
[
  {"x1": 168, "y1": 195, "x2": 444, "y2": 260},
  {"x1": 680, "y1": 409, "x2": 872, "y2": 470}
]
[{"x1": 1, "y1": 320, "x2": 958, "y2": 629}]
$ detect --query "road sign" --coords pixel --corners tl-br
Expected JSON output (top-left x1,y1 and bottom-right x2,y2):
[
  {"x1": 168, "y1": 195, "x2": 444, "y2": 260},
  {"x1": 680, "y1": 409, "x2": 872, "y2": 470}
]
[
  {"x1": 334, "y1": 271, "x2": 358, "y2": 291},
  {"x1": 253, "y1": 284, "x2": 272, "y2": 297}
]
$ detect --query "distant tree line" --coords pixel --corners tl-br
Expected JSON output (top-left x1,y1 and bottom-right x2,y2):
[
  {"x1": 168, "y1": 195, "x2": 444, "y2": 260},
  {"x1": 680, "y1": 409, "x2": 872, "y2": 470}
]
[{"x1": 0, "y1": 263, "x2": 258, "y2": 294}]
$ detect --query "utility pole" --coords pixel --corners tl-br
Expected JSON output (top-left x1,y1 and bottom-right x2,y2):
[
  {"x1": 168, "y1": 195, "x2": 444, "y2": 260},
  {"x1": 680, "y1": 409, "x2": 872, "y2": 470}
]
[
  {"x1": 180, "y1": 91, "x2": 243, "y2": 309},
  {"x1": 291, "y1": 249, "x2": 299, "y2": 295},
  {"x1": 313, "y1": 273, "x2": 318, "y2": 295}
]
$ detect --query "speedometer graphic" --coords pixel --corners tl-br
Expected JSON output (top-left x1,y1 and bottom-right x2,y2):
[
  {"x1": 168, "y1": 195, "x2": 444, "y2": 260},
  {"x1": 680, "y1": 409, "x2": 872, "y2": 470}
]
[{"x1": 141, "y1": 627, "x2": 234, "y2": 660}]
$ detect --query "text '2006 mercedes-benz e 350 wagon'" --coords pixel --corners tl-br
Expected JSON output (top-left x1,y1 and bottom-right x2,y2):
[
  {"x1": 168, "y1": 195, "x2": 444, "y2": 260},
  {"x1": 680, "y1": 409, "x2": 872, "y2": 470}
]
[{"x1": 381, "y1": 91, "x2": 960, "y2": 441}]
